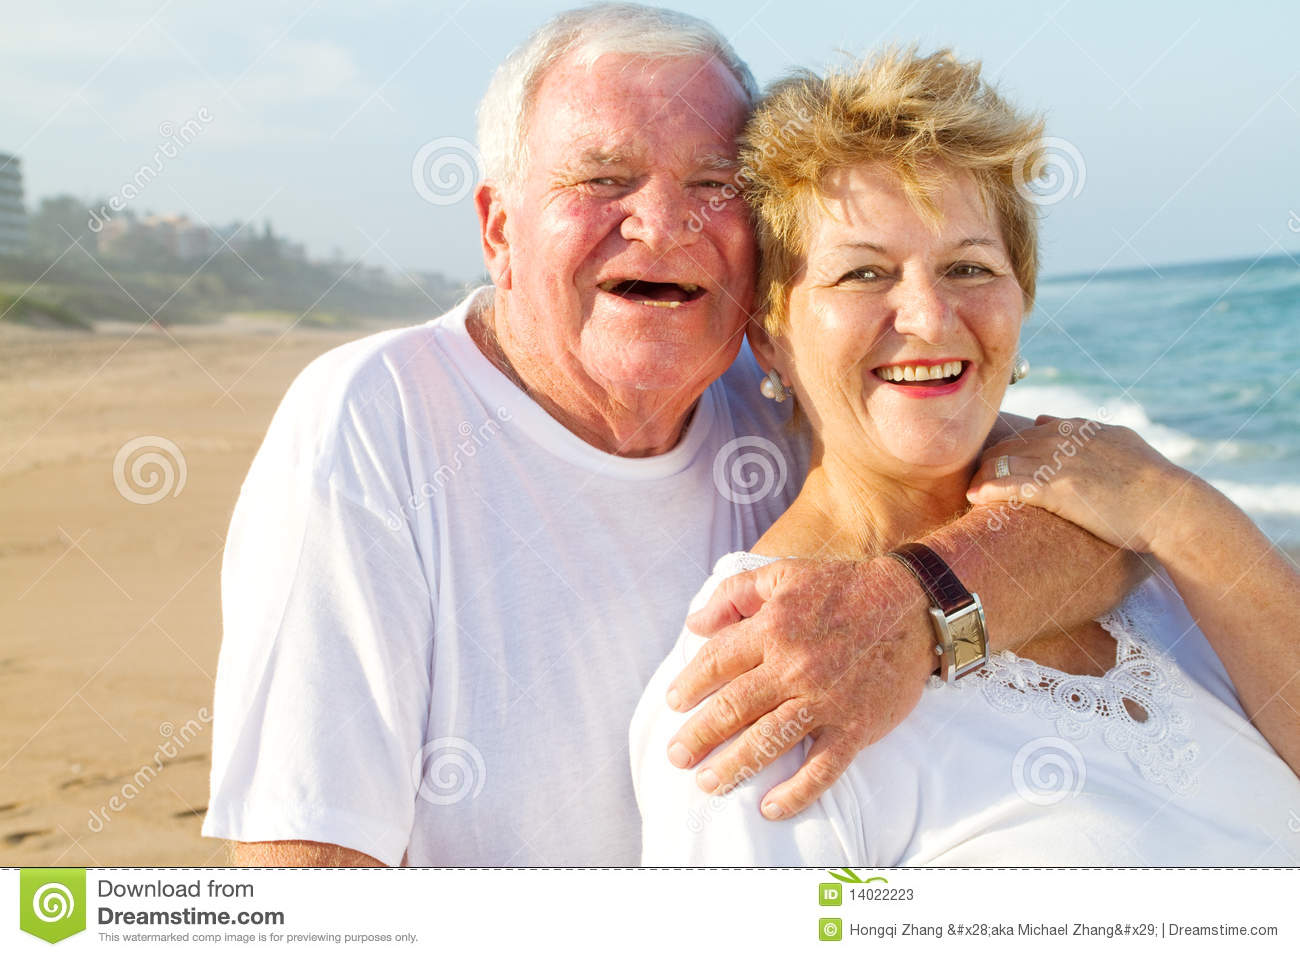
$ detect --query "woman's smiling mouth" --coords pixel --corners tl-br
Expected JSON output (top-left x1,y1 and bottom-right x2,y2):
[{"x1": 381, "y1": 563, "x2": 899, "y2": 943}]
[{"x1": 872, "y1": 360, "x2": 968, "y2": 386}]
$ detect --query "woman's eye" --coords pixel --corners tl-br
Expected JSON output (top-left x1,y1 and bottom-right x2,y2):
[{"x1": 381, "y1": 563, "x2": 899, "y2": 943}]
[
  {"x1": 839, "y1": 266, "x2": 884, "y2": 283},
  {"x1": 586, "y1": 177, "x2": 619, "y2": 187},
  {"x1": 949, "y1": 263, "x2": 992, "y2": 278}
]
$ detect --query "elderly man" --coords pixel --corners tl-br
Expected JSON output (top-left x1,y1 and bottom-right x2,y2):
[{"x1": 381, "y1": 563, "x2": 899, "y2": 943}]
[{"x1": 203, "y1": 4, "x2": 1138, "y2": 866}]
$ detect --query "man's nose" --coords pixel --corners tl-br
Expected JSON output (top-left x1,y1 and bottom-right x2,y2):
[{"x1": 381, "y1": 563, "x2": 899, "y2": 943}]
[
  {"x1": 890, "y1": 271, "x2": 956, "y2": 343},
  {"x1": 619, "y1": 179, "x2": 699, "y2": 252}
]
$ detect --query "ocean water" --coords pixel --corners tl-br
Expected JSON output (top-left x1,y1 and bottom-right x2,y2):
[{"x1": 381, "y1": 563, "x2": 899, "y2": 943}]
[{"x1": 1000, "y1": 253, "x2": 1300, "y2": 549}]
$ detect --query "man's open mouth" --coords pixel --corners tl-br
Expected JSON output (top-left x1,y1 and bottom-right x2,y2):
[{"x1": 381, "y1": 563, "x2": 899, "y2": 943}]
[
  {"x1": 598, "y1": 279, "x2": 706, "y2": 309},
  {"x1": 873, "y1": 360, "x2": 967, "y2": 385}
]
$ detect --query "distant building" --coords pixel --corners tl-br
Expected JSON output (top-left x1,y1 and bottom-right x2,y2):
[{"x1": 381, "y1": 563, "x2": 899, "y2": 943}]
[
  {"x1": 97, "y1": 213, "x2": 215, "y2": 260},
  {"x1": 0, "y1": 152, "x2": 28, "y2": 255}
]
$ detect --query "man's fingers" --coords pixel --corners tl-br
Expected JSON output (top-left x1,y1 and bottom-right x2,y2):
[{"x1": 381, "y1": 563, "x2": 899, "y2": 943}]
[
  {"x1": 689, "y1": 700, "x2": 811, "y2": 796},
  {"x1": 666, "y1": 624, "x2": 763, "y2": 712},
  {"x1": 666, "y1": 667, "x2": 782, "y2": 770},
  {"x1": 758, "y1": 730, "x2": 854, "y2": 819},
  {"x1": 684, "y1": 568, "x2": 771, "y2": 637}
]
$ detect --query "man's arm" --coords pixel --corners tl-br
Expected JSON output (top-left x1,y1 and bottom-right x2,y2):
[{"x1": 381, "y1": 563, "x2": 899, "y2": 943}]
[
  {"x1": 662, "y1": 504, "x2": 1147, "y2": 819},
  {"x1": 230, "y1": 841, "x2": 385, "y2": 867}
]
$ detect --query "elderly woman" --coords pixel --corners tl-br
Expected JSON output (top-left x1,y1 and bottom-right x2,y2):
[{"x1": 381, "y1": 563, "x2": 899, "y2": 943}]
[{"x1": 630, "y1": 48, "x2": 1300, "y2": 865}]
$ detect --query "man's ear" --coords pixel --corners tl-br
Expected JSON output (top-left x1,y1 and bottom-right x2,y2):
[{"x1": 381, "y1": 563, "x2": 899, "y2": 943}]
[{"x1": 476, "y1": 180, "x2": 511, "y2": 289}]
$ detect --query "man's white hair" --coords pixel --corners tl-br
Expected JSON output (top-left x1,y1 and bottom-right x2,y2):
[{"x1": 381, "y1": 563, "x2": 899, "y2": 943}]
[{"x1": 476, "y1": 2, "x2": 758, "y2": 189}]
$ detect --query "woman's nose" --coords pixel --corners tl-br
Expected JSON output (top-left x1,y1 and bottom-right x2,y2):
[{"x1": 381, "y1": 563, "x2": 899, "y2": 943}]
[{"x1": 890, "y1": 272, "x2": 956, "y2": 342}]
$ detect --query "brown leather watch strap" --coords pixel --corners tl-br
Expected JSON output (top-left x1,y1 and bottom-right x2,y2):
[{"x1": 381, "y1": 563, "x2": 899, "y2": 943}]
[{"x1": 888, "y1": 542, "x2": 975, "y2": 615}]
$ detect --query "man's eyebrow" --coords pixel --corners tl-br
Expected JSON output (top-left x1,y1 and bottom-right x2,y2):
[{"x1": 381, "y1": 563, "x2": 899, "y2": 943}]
[
  {"x1": 696, "y1": 152, "x2": 740, "y2": 172},
  {"x1": 554, "y1": 149, "x2": 636, "y2": 176}
]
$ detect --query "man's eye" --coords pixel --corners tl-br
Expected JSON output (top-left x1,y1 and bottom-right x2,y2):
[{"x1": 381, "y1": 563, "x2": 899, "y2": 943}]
[
  {"x1": 586, "y1": 177, "x2": 619, "y2": 187},
  {"x1": 693, "y1": 180, "x2": 731, "y2": 190}
]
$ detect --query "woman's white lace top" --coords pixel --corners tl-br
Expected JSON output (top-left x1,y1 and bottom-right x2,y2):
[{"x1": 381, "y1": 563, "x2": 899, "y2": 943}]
[{"x1": 631, "y1": 553, "x2": 1300, "y2": 866}]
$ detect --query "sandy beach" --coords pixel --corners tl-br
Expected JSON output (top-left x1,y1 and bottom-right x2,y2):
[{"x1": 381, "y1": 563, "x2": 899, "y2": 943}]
[{"x1": 0, "y1": 316, "x2": 414, "y2": 866}]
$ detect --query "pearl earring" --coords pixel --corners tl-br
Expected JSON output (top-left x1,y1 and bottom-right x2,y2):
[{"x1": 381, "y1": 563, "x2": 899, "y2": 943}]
[
  {"x1": 1009, "y1": 353, "x2": 1030, "y2": 385},
  {"x1": 759, "y1": 369, "x2": 790, "y2": 402}
]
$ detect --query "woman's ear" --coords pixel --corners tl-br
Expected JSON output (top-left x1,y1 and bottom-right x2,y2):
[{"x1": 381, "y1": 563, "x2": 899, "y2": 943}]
[
  {"x1": 476, "y1": 180, "x2": 511, "y2": 289},
  {"x1": 746, "y1": 318, "x2": 783, "y2": 378}
]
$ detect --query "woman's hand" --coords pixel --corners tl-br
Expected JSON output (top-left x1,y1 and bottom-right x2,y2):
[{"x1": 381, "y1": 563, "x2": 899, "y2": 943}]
[{"x1": 966, "y1": 415, "x2": 1204, "y2": 555}]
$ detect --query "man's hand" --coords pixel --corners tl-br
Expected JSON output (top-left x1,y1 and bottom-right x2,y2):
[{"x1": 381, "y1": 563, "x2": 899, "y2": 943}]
[{"x1": 664, "y1": 556, "x2": 936, "y2": 820}]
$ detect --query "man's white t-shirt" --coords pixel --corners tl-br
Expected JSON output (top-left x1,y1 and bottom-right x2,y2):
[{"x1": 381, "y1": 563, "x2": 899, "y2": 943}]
[
  {"x1": 633, "y1": 553, "x2": 1300, "y2": 865},
  {"x1": 202, "y1": 288, "x2": 807, "y2": 865}
]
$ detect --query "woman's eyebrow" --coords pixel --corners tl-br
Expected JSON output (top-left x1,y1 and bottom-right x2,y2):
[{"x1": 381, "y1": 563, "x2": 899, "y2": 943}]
[{"x1": 828, "y1": 237, "x2": 1003, "y2": 254}]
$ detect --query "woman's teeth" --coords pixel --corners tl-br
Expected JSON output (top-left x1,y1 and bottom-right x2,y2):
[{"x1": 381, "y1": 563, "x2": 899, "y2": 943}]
[{"x1": 875, "y1": 361, "x2": 964, "y2": 383}]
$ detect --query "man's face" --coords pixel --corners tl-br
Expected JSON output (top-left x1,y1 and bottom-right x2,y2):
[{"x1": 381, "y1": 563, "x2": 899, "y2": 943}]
[{"x1": 491, "y1": 53, "x2": 756, "y2": 396}]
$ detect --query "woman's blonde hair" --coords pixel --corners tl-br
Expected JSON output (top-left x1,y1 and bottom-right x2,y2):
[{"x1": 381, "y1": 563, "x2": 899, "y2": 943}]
[{"x1": 740, "y1": 47, "x2": 1046, "y2": 335}]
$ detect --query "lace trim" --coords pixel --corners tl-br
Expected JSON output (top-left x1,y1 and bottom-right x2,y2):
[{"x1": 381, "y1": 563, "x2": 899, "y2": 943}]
[{"x1": 955, "y1": 581, "x2": 1201, "y2": 796}]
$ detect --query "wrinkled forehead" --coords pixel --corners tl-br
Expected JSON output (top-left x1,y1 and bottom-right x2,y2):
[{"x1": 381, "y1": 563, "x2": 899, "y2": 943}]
[
  {"x1": 804, "y1": 162, "x2": 1004, "y2": 252},
  {"x1": 525, "y1": 52, "x2": 752, "y2": 168}
]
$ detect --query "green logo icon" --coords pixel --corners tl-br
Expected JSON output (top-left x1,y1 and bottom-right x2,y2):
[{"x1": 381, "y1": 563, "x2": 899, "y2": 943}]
[
  {"x1": 819, "y1": 917, "x2": 842, "y2": 941},
  {"x1": 19, "y1": 869, "x2": 86, "y2": 943},
  {"x1": 819, "y1": 882, "x2": 842, "y2": 906},
  {"x1": 827, "y1": 868, "x2": 887, "y2": 884}
]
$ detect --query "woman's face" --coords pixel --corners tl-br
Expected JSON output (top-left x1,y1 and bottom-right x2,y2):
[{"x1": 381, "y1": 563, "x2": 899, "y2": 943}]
[{"x1": 761, "y1": 163, "x2": 1026, "y2": 480}]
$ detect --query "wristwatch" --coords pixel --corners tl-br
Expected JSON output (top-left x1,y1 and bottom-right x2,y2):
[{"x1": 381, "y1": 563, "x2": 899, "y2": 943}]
[{"x1": 887, "y1": 542, "x2": 989, "y2": 682}]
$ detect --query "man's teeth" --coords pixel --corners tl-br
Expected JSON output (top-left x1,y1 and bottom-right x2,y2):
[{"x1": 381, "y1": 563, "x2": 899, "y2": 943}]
[
  {"x1": 876, "y1": 361, "x2": 964, "y2": 382},
  {"x1": 597, "y1": 280, "x2": 701, "y2": 300}
]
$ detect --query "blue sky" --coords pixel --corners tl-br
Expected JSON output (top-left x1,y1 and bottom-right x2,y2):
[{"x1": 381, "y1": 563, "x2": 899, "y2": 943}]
[{"x1": 4, "y1": 0, "x2": 1298, "y2": 282}]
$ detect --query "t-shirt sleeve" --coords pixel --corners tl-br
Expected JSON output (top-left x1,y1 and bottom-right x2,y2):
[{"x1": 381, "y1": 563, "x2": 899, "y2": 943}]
[
  {"x1": 630, "y1": 573, "x2": 861, "y2": 866},
  {"x1": 203, "y1": 354, "x2": 434, "y2": 866}
]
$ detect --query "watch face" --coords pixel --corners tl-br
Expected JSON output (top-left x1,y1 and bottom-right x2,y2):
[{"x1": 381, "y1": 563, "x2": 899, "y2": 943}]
[{"x1": 948, "y1": 607, "x2": 987, "y2": 672}]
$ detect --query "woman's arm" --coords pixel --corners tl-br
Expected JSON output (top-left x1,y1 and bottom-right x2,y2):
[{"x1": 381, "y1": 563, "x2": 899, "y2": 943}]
[{"x1": 969, "y1": 415, "x2": 1300, "y2": 774}]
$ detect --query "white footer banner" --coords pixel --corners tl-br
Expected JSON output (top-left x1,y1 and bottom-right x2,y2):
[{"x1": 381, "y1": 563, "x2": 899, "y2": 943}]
[{"x1": 6, "y1": 867, "x2": 1298, "y2": 954}]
